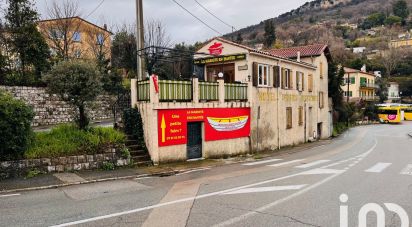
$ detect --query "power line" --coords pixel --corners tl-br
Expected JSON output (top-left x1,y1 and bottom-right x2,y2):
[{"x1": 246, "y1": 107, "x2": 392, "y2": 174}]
[
  {"x1": 171, "y1": 0, "x2": 222, "y2": 36},
  {"x1": 85, "y1": 0, "x2": 105, "y2": 19},
  {"x1": 193, "y1": 0, "x2": 236, "y2": 31}
]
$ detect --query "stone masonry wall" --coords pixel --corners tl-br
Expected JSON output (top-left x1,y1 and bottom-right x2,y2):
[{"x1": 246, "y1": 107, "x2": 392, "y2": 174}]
[
  {"x1": 0, "y1": 86, "x2": 115, "y2": 126},
  {"x1": 0, "y1": 148, "x2": 130, "y2": 180}
]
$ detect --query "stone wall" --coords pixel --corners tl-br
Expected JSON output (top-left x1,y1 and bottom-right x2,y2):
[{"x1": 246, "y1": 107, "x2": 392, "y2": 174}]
[
  {"x1": 0, "y1": 148, "x2": 130, "y2": 180},
  {"x1": 0, "y1": 86, "x2": 115, "y2": 126}
]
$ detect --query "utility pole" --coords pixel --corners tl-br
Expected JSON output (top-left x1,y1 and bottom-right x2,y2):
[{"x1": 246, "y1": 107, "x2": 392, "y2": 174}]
[
  {"x1": 136, "y1": 0, "x2": 144, "y2": 80},
  {"x1": 347, "y1": 72, "x2": 350, "y2": 127}
]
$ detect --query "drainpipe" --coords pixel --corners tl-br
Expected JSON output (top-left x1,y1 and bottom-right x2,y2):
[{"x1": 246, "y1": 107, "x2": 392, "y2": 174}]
[{"x1": 277, "y1": 60, "x2": 281, "y2": 150}]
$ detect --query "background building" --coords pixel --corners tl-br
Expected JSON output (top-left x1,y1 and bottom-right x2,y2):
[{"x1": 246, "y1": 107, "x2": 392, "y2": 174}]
[
  {"x1": 37, "y1": 16, "x2": 112, "y2": 61},
  {"x1": 342, "y1": 67, "x2": 376, "y2": 102}
]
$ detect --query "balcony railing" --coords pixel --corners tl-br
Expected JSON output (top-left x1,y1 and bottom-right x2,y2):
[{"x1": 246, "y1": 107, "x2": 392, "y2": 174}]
[
  {"x1": 132, "y1": 77, "x2": 250, "y2": 104},
  {"x1": 137, "y1": 80, "x2": 150, "y2": 101},
  {"x1": 360, "y1": 83, "x2": 377, "y2": 89},
  {"x1": 225, "y1": 83, "x2": 248, "y2": 101},
  {"x1": 199, "y1": 81, "x2": 219, "y2": 101},
  {"x1": 159, "y1": 80, "x2": 192, "y2": 102}
]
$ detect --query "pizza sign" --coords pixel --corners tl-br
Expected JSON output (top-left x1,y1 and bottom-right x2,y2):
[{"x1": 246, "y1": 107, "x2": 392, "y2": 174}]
[
  {"x1": 208, "y1": 42, "x2": 224, "y2": 56},
  {"x1": 158, "y1": 108, "x2": 250, "y2": 147}
]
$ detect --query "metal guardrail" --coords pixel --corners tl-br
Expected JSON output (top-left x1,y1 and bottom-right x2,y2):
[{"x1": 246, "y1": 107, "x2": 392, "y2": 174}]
[
  {"x1": 224, "y1": 83, "x2": 248, "y2": 101},
  {"x1": 137, "y1": 80, "x2": 150, "y2": 101},
  {"x1": 199, "y1": 82, "x2": 219, "y2": 101},
  {"x1": 159, "y1": 80, "x2": 192, "y2": 101}
]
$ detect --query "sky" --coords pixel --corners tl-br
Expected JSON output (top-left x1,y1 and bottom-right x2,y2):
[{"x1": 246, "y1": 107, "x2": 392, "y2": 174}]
[{"x1": 3, "y1": 0, "x2": 308, "y2": 45}]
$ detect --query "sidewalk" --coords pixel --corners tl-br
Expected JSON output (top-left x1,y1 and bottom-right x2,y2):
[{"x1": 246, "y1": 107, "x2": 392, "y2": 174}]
[{"x1": 0, "y1": 139, "x2": 331, "y2": 193}]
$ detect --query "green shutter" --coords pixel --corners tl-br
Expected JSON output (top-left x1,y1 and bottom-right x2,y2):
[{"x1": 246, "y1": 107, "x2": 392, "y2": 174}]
[{"x1": 351, "y1": 77, "x2": 355, "y2": 84}]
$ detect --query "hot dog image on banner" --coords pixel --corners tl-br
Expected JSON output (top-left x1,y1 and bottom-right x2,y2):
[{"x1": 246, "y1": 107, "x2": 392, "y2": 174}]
[{"x1": 158, "y1": 108, "x2": 251, "y2": 147}]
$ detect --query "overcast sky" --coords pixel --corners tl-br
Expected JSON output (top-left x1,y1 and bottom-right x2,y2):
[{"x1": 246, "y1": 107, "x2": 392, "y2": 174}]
[{"x1": 8, "y1": 0, "x2": 307, "y2": 45}]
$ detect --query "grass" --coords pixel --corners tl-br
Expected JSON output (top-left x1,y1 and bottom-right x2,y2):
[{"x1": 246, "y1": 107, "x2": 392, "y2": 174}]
[{"x1": 25, "y1": 124, "x2": 126, "y2": 159}]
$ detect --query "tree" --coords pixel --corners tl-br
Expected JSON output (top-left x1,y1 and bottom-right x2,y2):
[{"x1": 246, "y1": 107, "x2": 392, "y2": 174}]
[
  {"x1": 4, "y1": 0, "x2": 50, "y2": 78},
  {"x1": 375, "y1": 77, "x2": 388, "y2": 103},
  {"x1": 379, "y1": 48, "x2": 403, "y2": 77},
  {"x1": 144, "y1": 19, "x2": 172, "y2": 75},
  {"x1": 385, "y1": 15, "x2": 402, "y2": 26},
  {"x1": 360, "y1": 12, "x2": 386, "y2": 29},
  {"x1": 43, "y1": 60, "x2": 102, "y2": 129},
  {"x1": 39, "y1": 0, "x2": 82, "y2": 60},
  {"x1": 393, "y1": 0, "x2": 409, "y2": 22},
  {"x1": 264, "y1": 20, "x2": 276, "y2": 48},
  {"x1": 111, "y1": 26, "x2": 137, "y2": 77},
  {"x1": 236, "y1": 32, "x2": 243, "y2": 44},
  {"x1": 0, "y1": 90, "x2": 34, "y2": 161},
  {"x1": 328, "y1": 62, "x2": 344, "y2": 111}
]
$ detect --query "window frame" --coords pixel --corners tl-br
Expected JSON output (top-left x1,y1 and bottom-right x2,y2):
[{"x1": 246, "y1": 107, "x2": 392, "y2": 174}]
[
  {"x1": 257, "y1": 64, "x2": 270, "y2": 87},
  {"x1": 72, "y1": 31, "x2": 81, "y2": 42},
  {"x1": 96, "y1": 33, "x2": 104, "y2": 45}
]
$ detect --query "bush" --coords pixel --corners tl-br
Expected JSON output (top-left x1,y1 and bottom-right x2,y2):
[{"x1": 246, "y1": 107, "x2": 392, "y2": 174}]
[
  {"x1": 0, "y1": 90, "x2": 34, "y2": 161},
  {"x1": 25, "y1": 124, "x2": 126, "y2": 159}
]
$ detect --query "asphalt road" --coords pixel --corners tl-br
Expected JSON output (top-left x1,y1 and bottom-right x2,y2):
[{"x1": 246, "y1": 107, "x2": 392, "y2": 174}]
[{"x1": 1, "y1": 122, "x2": 412, "y2": 227}]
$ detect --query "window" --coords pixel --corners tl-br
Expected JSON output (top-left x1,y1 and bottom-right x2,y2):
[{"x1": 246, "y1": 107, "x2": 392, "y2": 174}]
[
  {"x1": 344, "y1": 91, "x2": 353, "y2": 97},
  {"x1": 319, "y1": 91, "x2": 324, "y2": 109},
  {"x1": 282, "y1": 68, "x2": 292, "y2": 89},
  {"x1": 298, "y1": 106, "x2": 303, "y2": 126},
  {"x1": 308, "y1": 74, "x2": 313, "y2": 92},
  {"x1": 296, "y1": 71, "x2": 304, "y2": 91},
  {"x1": 258, "y1": 64, "x2": 270, "y2": 86},
  {"x1": 286, "y1": 107, "x2": 292, "y2": 129},
  {"x1": 49, "y1": 29, "x2": 63, "y2": 39},
  {"x1": 97, "y1": 34, "x2": 104, "y2": 45},
  {"x1": 74, "y1": 49, "x2": 81, "y2": 58},
  {"x1": 73, "y1": 31, "x2": 81, "y2": 42},
  {"x1": 320, "y1": 61, "x2": 323, "y2": 79}
]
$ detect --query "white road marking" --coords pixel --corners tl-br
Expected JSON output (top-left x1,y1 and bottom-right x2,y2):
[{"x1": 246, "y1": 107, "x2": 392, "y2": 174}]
[
  {"x1": 242, "y1": 158, "x2": 283, "y2": 166},
  {"x1": 51, "y1": 138, "x2": 378, "y2": 227},
  {"x1": 365, "y1": 162, "x2": 392, "y2": 173},
  {"x1": 400, "y1": 164, "x2": 412, "y2": 175},
  {"x1": 266, "y1": 159, "x2": 305, "y2": 167},
  {"x1": 299, "y1": 168, "x2": 344, "y2": 175},
  {"x1": 295, "y1": 160, "x2": 330, "y2": 169},
  {"x1": 213, "y1": 138, "x2": 378, "y2": 227},
  {"x1": 222, "y1": 185, "x2": 307, "y2": 195},
  {"x1": 0, "y1": 193, "x2": 20, "y2": 198},
  {"x1": 175, "y1": 167, "x2": 211, "y2": 176}
]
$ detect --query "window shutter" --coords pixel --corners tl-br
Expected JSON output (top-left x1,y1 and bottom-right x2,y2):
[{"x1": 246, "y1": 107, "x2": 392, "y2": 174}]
[
  {"x1": 351, "y1": 77, "x2": 355, "y2": 84},
  {"x1": 281, "y1": 68, "x2": 286, "y2": 89},
  {"x1": 253, "y1": 62, "x2": 258, "y2": 87},
  {"x1": 308, "y1": 74, "x2": 313, "y2": 92},
  {"x1": 289, "y1": 69, "x2": 293, "y2": 89},
  {"x1": 296, "y1": 71, "x2": 299, "y2": 91},
  {"x1": 273, "y1": 66, "x2": 280, "y2": 87},
  {"x1": 302, "y1": 73, "x2": 305, "y2": 91}
]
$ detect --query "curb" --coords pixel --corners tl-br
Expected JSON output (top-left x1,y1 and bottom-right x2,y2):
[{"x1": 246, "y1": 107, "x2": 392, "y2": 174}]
[{"x1": 0, "y1": 166, "x2": 214, "y2": 194}]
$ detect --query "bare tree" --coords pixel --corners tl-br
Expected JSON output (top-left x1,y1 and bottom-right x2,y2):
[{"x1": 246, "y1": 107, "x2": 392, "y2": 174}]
[
  {"x1": 379, "y1": 48, "x2": 404, "y2": 77},
  {"x1": 38, "y1": 0, "x2": 82, "y2": 60},
  {"x1": 84, "y1": 22, "x2": 112, "y2": 69},
  {"x1": 143, "y1": 19, "x2": 172, "y2": 75}
]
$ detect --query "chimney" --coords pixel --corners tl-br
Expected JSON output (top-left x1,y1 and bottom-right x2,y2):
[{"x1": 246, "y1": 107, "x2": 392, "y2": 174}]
[
  {"x1": 297, "y1": 51, "x2": 301, "y2": 62},
  {"x1": 361, "y1": 64, "x2": 366, "y2": 72},
  {"x1": 103, "y1": 24, "x2": 107, "y2": 30}
]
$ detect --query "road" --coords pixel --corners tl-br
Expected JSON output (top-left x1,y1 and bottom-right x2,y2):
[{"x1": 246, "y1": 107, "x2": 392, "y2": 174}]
[{"x1": 1, "y1": 122, "x2": 412, "y2": 227}]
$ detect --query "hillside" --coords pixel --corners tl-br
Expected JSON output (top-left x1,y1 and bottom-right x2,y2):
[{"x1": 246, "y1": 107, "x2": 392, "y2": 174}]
[{"x1": 224, "y1": 0, "x2": 412, "y2": 61}]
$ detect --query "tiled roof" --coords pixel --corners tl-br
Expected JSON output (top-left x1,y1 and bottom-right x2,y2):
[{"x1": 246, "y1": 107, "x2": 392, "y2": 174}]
[
  {"x1": 267, "y1": 44, "x2": 328, "y2": 58},
  {"x1": 37, "y1": 16, "x2": 112, "y2": 34},
  {"x1": 344, "y1": 67, "x2": 376, "y2": 76}
]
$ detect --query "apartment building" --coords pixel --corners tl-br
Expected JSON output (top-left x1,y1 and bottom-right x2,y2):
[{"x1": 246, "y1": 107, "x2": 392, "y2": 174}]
[
  {"x1": 131, "y1": 38, "x2": 332, "y2": 164},
  {"x1": 37, "y1": 16, "x2": 112, "y2": 60}
]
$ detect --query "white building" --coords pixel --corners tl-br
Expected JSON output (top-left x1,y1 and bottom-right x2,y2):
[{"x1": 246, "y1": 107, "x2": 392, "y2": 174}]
[{"x1": 387, "y1": 82, "x2": 401, "y2": 102}]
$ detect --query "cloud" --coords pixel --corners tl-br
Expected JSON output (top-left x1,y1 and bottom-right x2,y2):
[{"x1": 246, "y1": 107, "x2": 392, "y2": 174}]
[{"x1": 33, "y1": 0, "x2": 306, "y2": 44}]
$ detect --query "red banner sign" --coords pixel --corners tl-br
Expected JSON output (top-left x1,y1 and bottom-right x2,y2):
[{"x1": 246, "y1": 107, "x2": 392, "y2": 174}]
[{"x1": 158, "y1": 108, "x2": 250, "y2": 147}]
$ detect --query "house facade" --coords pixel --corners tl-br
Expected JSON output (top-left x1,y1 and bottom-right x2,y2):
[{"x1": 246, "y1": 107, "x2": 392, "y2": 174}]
[
  {"x1": 37, "y1": 16, "x2": 112, "y2": 60},
  {"x1": 131, "y1": 38, "x2": 332, "y2": 164},
  {"x1": 387, "y1": 82, "x2": 401, "y2": 102},
  {"x1": 342, "y1": 67, "x2": 377, "y2": 101}
]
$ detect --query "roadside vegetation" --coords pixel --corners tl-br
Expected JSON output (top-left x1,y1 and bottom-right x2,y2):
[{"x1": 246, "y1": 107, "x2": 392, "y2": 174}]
[{"x1": 25, "y1": 124, "x2": 126, "y2": 159}]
